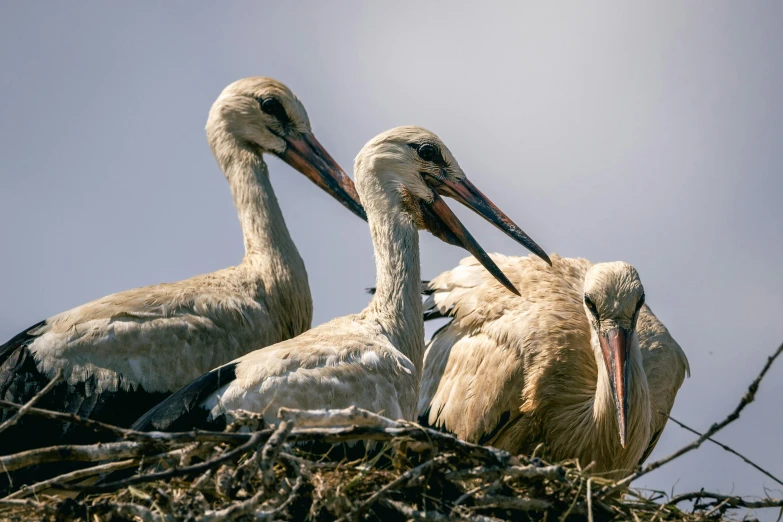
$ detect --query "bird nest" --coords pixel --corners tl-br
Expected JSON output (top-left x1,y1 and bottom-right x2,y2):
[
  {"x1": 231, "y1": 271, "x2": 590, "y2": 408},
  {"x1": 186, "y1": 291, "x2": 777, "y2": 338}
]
[
  {"x1": 0, "y1": 343, "x2": 780, "y2": 522},
  {"x1": 0, "y1": 406, "x2": 778, "y2": 522}
]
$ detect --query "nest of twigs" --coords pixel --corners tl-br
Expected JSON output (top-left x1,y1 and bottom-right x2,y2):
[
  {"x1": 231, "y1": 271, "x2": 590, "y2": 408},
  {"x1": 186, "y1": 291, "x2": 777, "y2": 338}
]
[
  {"x1": 0, "y1": 405, "x2": 778, "y2": 522},
  {"x1": 0, "y1": 343, "x2": 780, "y2": 522}
]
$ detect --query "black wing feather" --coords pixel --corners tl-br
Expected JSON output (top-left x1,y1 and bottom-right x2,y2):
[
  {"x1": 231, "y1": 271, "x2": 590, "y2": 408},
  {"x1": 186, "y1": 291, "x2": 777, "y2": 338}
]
[
  {"x1": 0, "y1": 321, "x2": 171, "y2": 492},
  {"x1": 0, "y1": 320, "x2": 45, "y2": 361},
  {"x1": 131, "y1": 362, "x2": 238, "y2": 433}
]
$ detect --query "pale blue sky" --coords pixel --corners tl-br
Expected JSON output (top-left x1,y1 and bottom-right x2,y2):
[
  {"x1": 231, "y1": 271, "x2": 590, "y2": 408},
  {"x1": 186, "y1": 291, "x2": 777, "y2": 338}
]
[{"x1": 1, "y1": 2, "x2": 782, "y2": 516}]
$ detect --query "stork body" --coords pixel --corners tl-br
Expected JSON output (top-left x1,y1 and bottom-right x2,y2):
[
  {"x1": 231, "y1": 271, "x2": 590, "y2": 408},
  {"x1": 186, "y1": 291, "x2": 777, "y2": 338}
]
[
  {"x1": 132, "y1": 126, "x2": 549, "y2": 433},
  {"x1": 0, "y1": 77, "x2": 366, "y2": 459},
  {"x1": 419, "y1": 254, "x2": 689, "y2": 479}
]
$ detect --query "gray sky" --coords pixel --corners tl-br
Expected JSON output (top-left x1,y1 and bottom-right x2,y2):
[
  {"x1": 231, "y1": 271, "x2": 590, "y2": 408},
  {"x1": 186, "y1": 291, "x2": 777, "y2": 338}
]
[{"x1": 2, "y1": 2, "x2": 782, "y2": 516}]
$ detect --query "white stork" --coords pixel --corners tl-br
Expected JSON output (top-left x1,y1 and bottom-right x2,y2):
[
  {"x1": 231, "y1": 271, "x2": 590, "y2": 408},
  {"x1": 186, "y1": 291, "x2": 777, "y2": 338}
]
[
  {"x1": 0, "y1": 77, "x2": 366, "y2": 456},
  {"x1": 131, "y1": 126, "x2": 550, "y2": 433},
  {"x1": 418, "y1": 254, "x2": 689, "y2": 479}
]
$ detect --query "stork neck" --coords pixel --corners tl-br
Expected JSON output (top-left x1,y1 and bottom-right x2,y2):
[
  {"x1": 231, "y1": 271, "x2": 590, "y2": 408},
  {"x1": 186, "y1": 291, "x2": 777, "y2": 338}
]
[
  {"x1": 214, "y1": 144, "x2": 312, "y2": 337},
  {"x1": 219, "y1": 146, "x2": 304, "y2": 269},
  {"x1": 363, "y1": 180, "x2": 425, "y2": 374}
]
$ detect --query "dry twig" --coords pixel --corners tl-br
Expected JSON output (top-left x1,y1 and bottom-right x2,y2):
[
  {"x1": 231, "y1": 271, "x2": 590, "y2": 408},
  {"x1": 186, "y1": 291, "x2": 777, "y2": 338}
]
[
  {"x1": 0, "y1": 441, "x2": 151, "y2": 472},
  {"x1": 0, "y1": 369, "x2": 63, "y2": 436},
  {"x1": 666, "y1": 415, "x2": 783, "y2": 487},
  {"x1": 0, "y1": 382, "x2": 780, "y2": 522},
  {"x1": 605, "y1": 341, "x2": 783, "y2": 496}
]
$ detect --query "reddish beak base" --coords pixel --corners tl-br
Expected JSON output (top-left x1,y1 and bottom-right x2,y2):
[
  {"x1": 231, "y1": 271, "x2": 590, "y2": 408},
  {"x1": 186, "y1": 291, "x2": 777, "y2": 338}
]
[{"x1": 599, "y1": 327, "x2": 631, "y2": 447}]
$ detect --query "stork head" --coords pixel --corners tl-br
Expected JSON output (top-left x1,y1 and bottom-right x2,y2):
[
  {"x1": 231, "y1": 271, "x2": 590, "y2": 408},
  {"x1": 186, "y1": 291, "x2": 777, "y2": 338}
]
[
  {"x1": 354, "y1": 126, "x2": 550, "y2": 295},
  {"x1": 583, "y1": 262, "x2": 646, "y2": 448},
  {"x1": 206, "y1": 77, "x2": 366, "y2": 221}
]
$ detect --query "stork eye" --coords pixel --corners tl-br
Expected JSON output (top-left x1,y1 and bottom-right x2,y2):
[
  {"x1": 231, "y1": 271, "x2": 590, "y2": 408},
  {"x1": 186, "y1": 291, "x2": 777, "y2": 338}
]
[
  {"x1": 584, "y1": 295, "x2": 598, "y2": 317},
  {"x1": 259, "y1": 97, "x2": 288, "y2": 122},
  {"x1": 417, "y1": 144, "x2": 438, "y2": 162}
]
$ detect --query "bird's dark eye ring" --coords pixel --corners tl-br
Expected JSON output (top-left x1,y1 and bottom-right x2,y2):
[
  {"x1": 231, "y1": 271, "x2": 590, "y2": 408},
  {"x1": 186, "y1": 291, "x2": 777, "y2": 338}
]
[
  {"x1": 584, "y1": 295, "x2": 599, "y2": 317},
  {"x1": 260, "y1": 97, "x2": 287, "y2": 121},
  {"x1": 417, "y1": 144, "x2": 438, "y2": 162}
]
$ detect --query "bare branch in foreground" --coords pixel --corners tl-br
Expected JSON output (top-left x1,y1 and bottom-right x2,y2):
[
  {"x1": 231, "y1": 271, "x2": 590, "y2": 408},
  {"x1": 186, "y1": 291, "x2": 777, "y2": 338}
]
[
  {"x1": 604, "y1": 341, "x2": 783, "y2": 495},
  {"x1": 0, "y1": 498, "x2": 58, "y2": 515},
  {"x1": 0, "y1": 399, "x2": 779, "y2": 521},
  {"x1": 0, "y1": 370, "x2": 63, "y2": 436},
  {"x1": 53, "y1": 432, "x2": 265, "y2": 493},
  {"x1": 0, "y1": 441, "x2": 154, "y2": 473},
  {"x1": 5, "y1": 458, "x2": 139, "y2": 499},
  {"x1": 0, "y1": 399, "x2": 259, "y2": 445},
  {"x1": 470, "y1": 494, "x2": 553, "y2": 512},
  {"x1": 278, "y1": 405, "x2": 404, "y2": 429},
  {"x1": 666, "y1": 415, "x2": 783, "y2": 487},
  {"x1": 340, "y1": 455, "x2": 447, "y2": 521},
  {"x1": 667, "y1": 491, "x2": 783, "y2": 510}
]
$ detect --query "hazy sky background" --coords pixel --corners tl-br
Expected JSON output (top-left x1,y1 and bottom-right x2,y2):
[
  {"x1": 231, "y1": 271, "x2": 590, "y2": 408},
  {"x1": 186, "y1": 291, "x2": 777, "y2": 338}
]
[{"x1": 1, "y1": 2, "x2": 782, "y2": 517}]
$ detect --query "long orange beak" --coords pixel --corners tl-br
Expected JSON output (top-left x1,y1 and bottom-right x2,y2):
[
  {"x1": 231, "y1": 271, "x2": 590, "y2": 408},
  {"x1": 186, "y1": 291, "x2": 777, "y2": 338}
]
[
  {"x1": 422, "y1": 191, "x2": 520, "y2": 296},
  {"x1": 599, "y1": 327, "x2": 631, "y2": 447},
  {"x1": 276, "y1": 132, "x2": 367, "y2": 221},
  {"x1": 429, "y1": 176, "x2": 550, "y2": 265}
]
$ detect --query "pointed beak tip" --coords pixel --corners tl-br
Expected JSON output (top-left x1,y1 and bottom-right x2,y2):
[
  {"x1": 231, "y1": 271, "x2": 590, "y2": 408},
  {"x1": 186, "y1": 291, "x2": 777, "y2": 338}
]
[
  {"x1": 279, "y1": 133, "x2": 366, "y2": 222},
  {"x1": 444, "y1": 178, "x2": 549, "y2": 265},
  {"x1": 425, "y1": 194, "x2": 519, "y2": 296}
]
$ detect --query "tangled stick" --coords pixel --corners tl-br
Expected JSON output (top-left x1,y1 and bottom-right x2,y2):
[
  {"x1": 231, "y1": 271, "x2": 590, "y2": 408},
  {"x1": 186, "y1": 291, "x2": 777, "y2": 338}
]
[
  {"x1": 0, "y1": 370, "x2": 62, "y2": 436},
  {"x1": 0, "y1": 344, "x2": 780, "y2": 520},
  {"x1": 603, "y1": 341, "x2": 783, "y2": 498}
]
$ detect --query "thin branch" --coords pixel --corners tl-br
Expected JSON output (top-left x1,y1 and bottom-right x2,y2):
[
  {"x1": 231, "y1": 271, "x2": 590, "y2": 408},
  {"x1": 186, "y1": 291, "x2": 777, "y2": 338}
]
[
  {"x1": 667, "y1": 491, "x2": 783, "y2": 510},
  {"x1": 470, "y1": 495, "x2": 552, "y2": 512},
  {"x1": 287, "y1": 423, "x2": 512, "y2": 465},
  {"x1": 278, "y1": 405, "x2": 403, "y2": 429},
  {"x1": 0, "y1": 370, "x2": 63, "y2": 435},
  {"x1": 198, "y1": 466, "x2": 304, "y2": 522},
  {"x1": 587, "y1": 477, "x2": 594, "y2": 522},
  {"x1": 0, "y1": 399, "x2": 131, "y2": 437},
  {"x1": 89, "y1": 500, "x2": 169, "y2": 522},
  {"x1": 0, "y1": 441, "x2": 153, "y2": 472},
  {"x1": 0, "y1": 402, "x2": 781, "y2": 521},
  {"x1": 342, "y1": 455, "x2": 447, "y2": 521},
  {"x1": 54, "y1": 432, "x2": 265, "y2": 493},
  {"x1": 5, "y1": 458, "x2": 139, "y2": 499},
  {"x1": 445, "y1": 464, "x2": 564, "y2": 482},
  {"x1": 605, "y1": 341, "x2": 783, "y2": 495},
  {"x1": 0, "y1": 399, "x2": 264, "y2": 443},
  {"x1": 0, "y1": 400, "x2": 509, "y2": 465},
  {"x1": 384, "y1": 499, "x2": 503, "y2": 521},
  {"x1": 0, "y1": 498, "x2": 58, "y2": 516},
  {"x1": 667, "y1": 415, "x2": 783, "y2": 487},
  {"x1": 259, "y1": 419, "x2": 292, "y2": 487},
  {"x1": 702, "y1": 497, "x2": 732, "y2": 518}
]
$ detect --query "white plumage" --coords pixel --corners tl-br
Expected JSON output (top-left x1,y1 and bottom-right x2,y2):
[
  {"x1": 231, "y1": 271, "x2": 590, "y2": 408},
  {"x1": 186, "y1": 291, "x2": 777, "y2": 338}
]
[
  {"x1": 133, "y1": 126, "x2": 550, "y2": 432},
  {"x1": 419, "y1": 254, "x2": 689, "y2": 479},
  {"x1": 0, "y1": 77, "x2": 366, "y2": 437}
]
